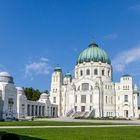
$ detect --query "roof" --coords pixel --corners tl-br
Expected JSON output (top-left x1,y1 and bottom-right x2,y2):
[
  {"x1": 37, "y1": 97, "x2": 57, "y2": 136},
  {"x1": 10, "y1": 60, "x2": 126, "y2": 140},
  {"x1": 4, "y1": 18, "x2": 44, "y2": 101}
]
[
  {"x1": 0, "y1": 72, "x2": 12, "y2": 77},
  {"x1": 77, "y1": 42, "x2": 111, "y2": 65},
  {"x1": 122, "y1": 74, "x2": 131, "y2": 77},
  {"x1": 54, "y1": 66, "x2": 62, "y2": 72},
  {"x1": 65, "y1": 72, "x2": 72, "y2": 78}
]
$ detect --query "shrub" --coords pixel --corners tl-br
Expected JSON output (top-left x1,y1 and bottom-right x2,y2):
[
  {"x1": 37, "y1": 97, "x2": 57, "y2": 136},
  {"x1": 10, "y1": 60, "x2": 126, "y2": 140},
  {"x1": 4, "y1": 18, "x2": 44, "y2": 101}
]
[{"x1": 1, "y1": 133, "x2": 20, "y2": 140}]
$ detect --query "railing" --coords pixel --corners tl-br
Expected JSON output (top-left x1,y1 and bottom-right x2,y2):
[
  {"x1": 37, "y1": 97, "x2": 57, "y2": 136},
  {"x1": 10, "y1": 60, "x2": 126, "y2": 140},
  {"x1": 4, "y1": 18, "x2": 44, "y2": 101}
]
[
  {"x1": 86, "y1": 109, "x2": 95, "y2": 118},
  {"x1": 82, "y1": 112, "x2": 89, "y2": 118},
  {"x1": 66, "y1": 109, "x2": 75, "y2": 117}
]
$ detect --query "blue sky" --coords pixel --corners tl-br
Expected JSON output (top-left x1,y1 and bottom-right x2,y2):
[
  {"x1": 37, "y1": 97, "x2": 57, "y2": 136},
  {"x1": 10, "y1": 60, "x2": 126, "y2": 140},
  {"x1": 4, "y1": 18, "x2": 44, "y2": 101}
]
[{"x1": 0, "y1": 0, "x2": 140, "y2": 92}]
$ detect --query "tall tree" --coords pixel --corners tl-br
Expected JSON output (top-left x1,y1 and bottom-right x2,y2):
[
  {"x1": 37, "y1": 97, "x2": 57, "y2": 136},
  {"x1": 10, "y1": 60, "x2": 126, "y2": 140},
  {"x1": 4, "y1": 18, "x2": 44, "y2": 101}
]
[{"x1": 23, "y1": 87, "x2": 41, "y2": 101}]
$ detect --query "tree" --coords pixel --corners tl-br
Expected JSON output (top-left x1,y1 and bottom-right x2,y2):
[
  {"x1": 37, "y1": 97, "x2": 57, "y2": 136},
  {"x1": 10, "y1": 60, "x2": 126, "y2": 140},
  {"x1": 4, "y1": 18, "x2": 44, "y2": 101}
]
[
  {"x1": 23, "y1": 87, "x2": 49, "y2": 101},
  {"x1": 23, "y1": 87, "x2": 41, "y2": 101},
  {"x1": 43, "y1": 90, "x2": 49, "y2": 94}
]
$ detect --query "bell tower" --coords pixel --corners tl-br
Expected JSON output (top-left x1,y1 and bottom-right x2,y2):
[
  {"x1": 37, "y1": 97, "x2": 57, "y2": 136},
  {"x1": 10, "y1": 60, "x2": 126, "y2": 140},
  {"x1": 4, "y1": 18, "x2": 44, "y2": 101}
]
[{"x1": 50, "y1": 66, "x2": 63, "y2": 116}]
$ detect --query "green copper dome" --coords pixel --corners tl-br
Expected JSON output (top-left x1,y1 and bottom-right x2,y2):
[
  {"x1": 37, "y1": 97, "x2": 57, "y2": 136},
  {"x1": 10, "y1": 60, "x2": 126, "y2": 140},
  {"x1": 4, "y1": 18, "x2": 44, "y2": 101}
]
[
  {"x1": 54, "y1": 66, "x2": 62, "y2": 72},
  {"x1": 65, "y1": 72, "x2": 72, "y2": 78},
  {"x1": 77, "y1": 43, "x2": 111, "y2": 64}
]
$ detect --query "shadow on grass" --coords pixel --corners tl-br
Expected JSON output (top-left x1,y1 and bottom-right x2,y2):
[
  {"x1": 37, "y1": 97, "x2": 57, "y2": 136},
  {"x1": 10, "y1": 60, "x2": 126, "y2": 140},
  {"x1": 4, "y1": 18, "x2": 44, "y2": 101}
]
[{"x1": 0, "y1": 131, "x2": 46, "y2": 140}]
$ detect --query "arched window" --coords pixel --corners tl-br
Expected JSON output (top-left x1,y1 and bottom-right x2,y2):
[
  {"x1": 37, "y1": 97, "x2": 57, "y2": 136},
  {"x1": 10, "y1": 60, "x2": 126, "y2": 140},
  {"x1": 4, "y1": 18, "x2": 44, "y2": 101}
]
[
  {"x1": 80, "y1": 70, "x2": 83, "y2": 76},
  {"x1": 78, "y1": 86, "x2": 80, "y2": 91},
  {"x1": 106, "y1": 96, "x2": 108, "y2": 103},
  {"x1": 108, "y1": 70, "x2": 110, "y2": 76},
  {"x1": 111, "y1": 96, "x2": 113, "y2": 104},
  {"x1": 82, "y1": 83, "x2": 89, "y2": 91},
  {"x1": 86, "y1": 69, "x2": 90, "y2": 75},
  {"x1": 94, "y1": 69, "x2": 98, "y2": 75},
  {"x1": 102, "y1": 70, "x2": 104, "y2": 75}
]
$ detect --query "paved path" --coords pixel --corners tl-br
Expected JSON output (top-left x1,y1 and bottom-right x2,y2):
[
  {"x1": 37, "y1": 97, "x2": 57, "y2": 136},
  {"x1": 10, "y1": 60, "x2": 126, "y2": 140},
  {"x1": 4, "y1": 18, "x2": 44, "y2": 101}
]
[
  {"x1": 35, "y1": 117, "x2": 140, "y2": 124},
  {"x1": 0, "y1": 125, "x2": 140, "y2": 129}
]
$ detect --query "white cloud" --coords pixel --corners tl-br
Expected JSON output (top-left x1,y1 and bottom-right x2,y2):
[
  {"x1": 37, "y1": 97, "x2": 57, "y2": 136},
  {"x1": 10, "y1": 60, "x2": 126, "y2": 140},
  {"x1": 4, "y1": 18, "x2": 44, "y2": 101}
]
[
  {"x1": 25, "y1": 58, "x2": 52, "y2": 79},
  {"x1": 103, "y1": 33, "x2": 118, "y2": 40},
  {"x1": 112, "y1": 46, "x2": 140, "y2": 72},
  {"x1": 40, "y1": 57, "x2": 48, "y2": 62},
  {"x1": 73, "y1": 48, "x2": 78, "y2": 52},
  {"x1": 129, "y1": 4, "x2": 140, "y2": 11}
]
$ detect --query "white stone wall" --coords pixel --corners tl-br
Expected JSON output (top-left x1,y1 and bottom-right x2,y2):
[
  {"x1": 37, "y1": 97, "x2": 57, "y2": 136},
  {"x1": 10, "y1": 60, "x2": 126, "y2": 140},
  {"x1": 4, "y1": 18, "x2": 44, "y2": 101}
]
[
  {"x1": 115, "y1": 76, "x2": 138, "y2": 118},
  {"x1": 0, "y1": 83, "x2": 17, "y2": 119},
  {"x1": 50, "y1": 61, "x2": 139, "y2": 119}
]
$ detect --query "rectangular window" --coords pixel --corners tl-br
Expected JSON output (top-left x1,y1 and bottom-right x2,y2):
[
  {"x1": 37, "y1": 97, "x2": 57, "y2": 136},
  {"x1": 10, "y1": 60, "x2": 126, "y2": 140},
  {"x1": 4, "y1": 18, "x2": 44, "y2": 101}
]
[
  {"x1": 127, "y1": 86, "x2": 129, "y2": 90},
  {"x1": 106, "y1": 96, "x2": 107, "y2": 103},
  {"x1": 90, "y1": 95, "x2": 92, "y2": 103},
  {"x1": 75, "y1": 95, "x2": 77, "y2": 103},
  {"x1": 81, "y1": 95, "x2": 86, "y2": 103},
  {"x1": 118, "y1": 96, "x2": 120, "y2": 100},
  {"x1": 118, "y1": 86, "x2": 120, "y2": 90},
  {"x1": 8, "y1": 98, "x2": 14, "y2": 105},
  {"x1": 111, "y1": 96, "x2": 113, "y2": 104},
  {"x1": 90, "y1": 106, "x2": 92, "y2": 111},
  {"x1": 80, "y1": 70, "x2": 83, "y2": 76},
  {"x1": 107, "y1": 112, "x2": 108, "y2": 117},
  {"x1": 102, "y1": 70, "x2": 104, "y2": 75},
  {"x1": 94, "y1": 69, "x2": 98, "y2": 75},
  {"x1": 124, "y1": 95, "x2": 128, "y2": 102},
  {"x1": 53, "y1": 97, "x2": 56, "y2": 103}
]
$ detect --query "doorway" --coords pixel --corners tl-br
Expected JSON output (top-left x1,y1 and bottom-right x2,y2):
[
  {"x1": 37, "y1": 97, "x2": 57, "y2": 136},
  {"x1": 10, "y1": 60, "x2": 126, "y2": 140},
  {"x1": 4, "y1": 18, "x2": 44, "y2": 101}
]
[
  {"x1": 124, "y1": 110, "x2": 128, "y2": 118},
  {"x1": 81, "y1": 106, "x2": 85, "y2": 112}
]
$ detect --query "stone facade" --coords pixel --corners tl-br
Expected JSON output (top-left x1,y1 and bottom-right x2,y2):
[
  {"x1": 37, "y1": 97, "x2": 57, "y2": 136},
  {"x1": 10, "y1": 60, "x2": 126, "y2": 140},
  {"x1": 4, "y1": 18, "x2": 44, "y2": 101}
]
[
  {"x1": 50, "y1": 43, "x2": 139, "y2": 118},
  {"x1": 0, "y1": 72, "x2": 57, "y2": 120},
  {"x1": 0, "y1": 42, "x2": 139, "y2": 120}
]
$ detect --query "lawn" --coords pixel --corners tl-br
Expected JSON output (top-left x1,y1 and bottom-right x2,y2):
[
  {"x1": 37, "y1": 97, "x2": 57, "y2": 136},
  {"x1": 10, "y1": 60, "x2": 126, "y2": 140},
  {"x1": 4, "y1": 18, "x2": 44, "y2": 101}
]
[
  {"x1": 0, "y1": 127, "x2": 140, "y2": 140},
  {"x1": 0, "y1": 121, "x2": 126, "y2": 126}
]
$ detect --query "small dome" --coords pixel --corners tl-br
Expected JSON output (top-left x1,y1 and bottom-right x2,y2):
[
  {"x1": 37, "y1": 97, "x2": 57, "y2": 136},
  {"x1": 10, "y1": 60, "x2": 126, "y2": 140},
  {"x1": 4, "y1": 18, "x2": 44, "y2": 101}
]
[
  {"x1": 122, "y1": 74, "x2": 131, "y2": 77},
  {"x1": 0, "y1": 72, "x2": 11, "y2": 77},
  {"x1": 0, "y1": 71, "x2": 14, "y2": 83},
  {"x1": 54, "y1": 66, "x2": 62, "y2": 72},
  {"x1": 77, "y1": 43, "x2": 111, "y2": 65},
  {"x1": 16, "y1": 87, "x2": 25, "y2": 95},
  {"x1": 65, "y1": 72, "x2": 72, "y2": 78},
  {"x1": 16, "y1": 87, "x2": 24, "y2": 91},
  {"x1": 40, "y1": 93, "x2": 49, "y2": 100}
]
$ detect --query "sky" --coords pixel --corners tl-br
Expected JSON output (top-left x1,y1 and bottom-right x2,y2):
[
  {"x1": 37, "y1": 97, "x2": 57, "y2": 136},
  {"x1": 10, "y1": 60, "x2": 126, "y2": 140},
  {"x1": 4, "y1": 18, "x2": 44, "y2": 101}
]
[{"x1": 0, "y1": 0, "x2": 140, "y2": 92}]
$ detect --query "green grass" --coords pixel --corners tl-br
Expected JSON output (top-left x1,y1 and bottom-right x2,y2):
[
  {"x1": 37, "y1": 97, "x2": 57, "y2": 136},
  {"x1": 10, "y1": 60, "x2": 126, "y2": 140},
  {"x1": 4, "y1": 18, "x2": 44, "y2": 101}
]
[
  {"x1": 0, "y1": 127, "x2": 140, "y2": 140},
  {"x1": 0, "y1": 121, "x2": 126, "y2": 126}
]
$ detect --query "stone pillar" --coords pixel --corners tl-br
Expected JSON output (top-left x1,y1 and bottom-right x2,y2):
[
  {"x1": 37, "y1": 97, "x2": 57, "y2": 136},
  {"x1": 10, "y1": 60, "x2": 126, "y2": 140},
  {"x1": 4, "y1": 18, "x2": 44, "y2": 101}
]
[
  {"x1": 42, "y1": 106, "x2": 44, "y2": 116},
  {"x1": 27, "y1": 104, "x2": 30, "y2": 116},
  {"x1": 39, "y1": 106, "x2": 41, "y2": 116}
]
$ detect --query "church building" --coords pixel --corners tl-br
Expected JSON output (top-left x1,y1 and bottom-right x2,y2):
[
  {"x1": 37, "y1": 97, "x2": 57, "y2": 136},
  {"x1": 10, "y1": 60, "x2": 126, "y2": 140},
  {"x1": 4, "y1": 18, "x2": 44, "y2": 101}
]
[{"x1": 50, "y1": 42, "x2": 139, "y2": 118}]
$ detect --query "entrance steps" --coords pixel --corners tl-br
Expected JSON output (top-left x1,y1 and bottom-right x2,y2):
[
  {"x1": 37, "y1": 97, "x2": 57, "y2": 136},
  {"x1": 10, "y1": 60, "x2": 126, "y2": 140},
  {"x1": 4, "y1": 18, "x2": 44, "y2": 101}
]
[{"x1": 72, "y1": 111, "x2": 89, "y2": 118}]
